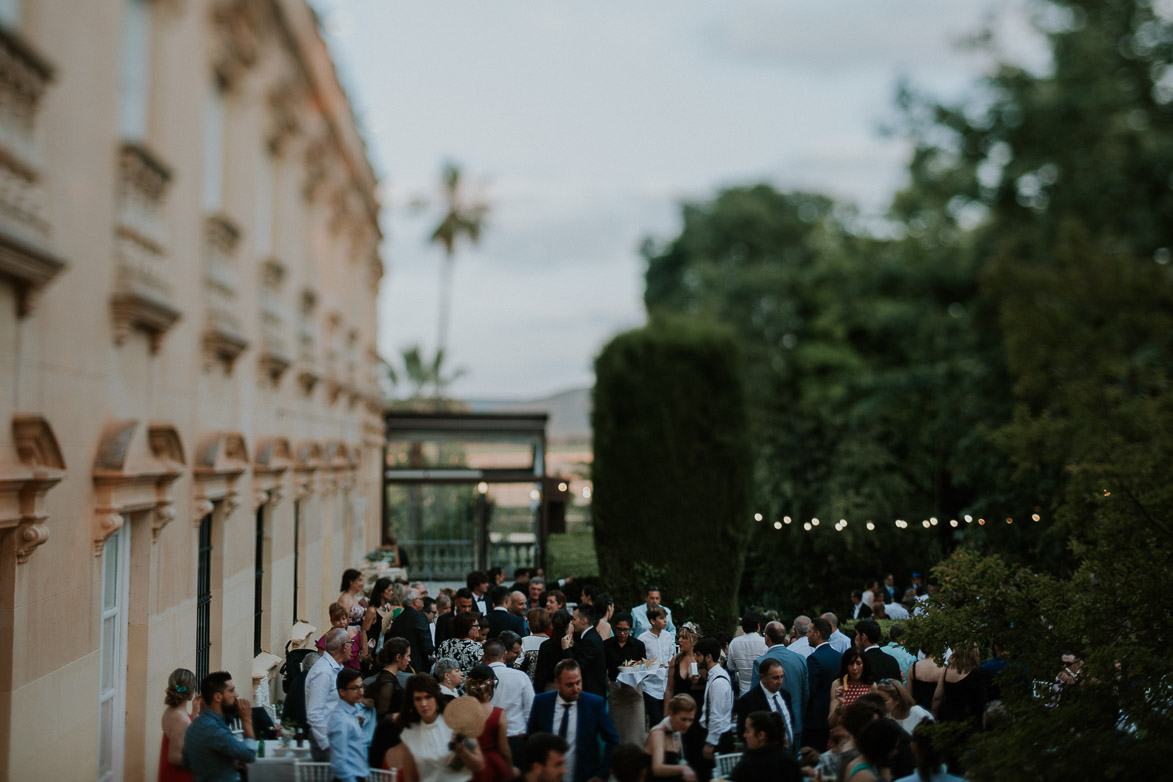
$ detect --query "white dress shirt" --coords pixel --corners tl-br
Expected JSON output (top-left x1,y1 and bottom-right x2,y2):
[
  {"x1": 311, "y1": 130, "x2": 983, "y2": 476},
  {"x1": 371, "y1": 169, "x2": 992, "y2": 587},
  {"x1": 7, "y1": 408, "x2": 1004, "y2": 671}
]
[
  {"x1": 727, "y1": 632, "x2": 767, "y2": 695},
  {"x1": 701, "y1": 664, "x2": 733, "y2": 747},
  {"x1": 885, "y1": 602, "x2": 910, "y2": 620},
  {"x1": 636, "y1": 629, "x2": 675, "y2": 699},
  {"x1": 305, "y1": 652, "x2": 343, "y2": 750},
  {"x1": 786, "y1": 636, "x2": 813, "y2": 658},
  {"x1": 761, "y1": 684, "x2": 794, "y2": 749},
  {"x1": 552, "y1": 697, "x2": 579, "y2": 782},
  {"x1": 489, "y1": 660, "x2": 534, "y2": 737},
  {"x1": 473, "y1": 591, "x2": 490, "y2": 616}
]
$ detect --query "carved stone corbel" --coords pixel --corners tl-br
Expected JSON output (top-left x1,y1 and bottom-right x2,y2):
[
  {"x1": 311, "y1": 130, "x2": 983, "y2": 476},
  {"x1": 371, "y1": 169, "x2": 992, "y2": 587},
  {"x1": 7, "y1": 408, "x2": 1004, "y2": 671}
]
[
  {"x1": 192, "y1": 430, "x2": 249, "y2": 521},
  {"x1": 92, "y1": 419, "x2": 185, "y2": 554},
  {"x1": 0, "y1": 415, "x2": 65, "y2": 563},
  {"x1": 93, "y1": 510, "x2": 125, "y2": 556}
]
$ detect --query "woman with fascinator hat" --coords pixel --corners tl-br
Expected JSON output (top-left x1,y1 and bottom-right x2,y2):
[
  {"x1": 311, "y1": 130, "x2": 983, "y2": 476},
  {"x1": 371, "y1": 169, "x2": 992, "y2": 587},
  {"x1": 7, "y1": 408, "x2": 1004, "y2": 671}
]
[
  {"x1": 664, "y1": 622, "x2": 707, "y2": 775},
  {"x1": 158, "y1": 668, "x2": 198, "y2": 782}
]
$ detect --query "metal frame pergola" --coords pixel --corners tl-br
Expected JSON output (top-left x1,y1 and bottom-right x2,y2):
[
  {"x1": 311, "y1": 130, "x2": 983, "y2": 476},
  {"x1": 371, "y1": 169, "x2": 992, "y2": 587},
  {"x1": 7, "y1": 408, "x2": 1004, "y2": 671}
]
[{"x1": 382, "y1": 411, "x2": 550, "y2": 572}]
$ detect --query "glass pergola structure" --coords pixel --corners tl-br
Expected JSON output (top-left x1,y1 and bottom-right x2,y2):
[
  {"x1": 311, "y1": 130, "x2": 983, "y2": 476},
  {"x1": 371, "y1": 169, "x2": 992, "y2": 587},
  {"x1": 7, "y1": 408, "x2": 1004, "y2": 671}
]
[{"x1": 382, "y1": 411, "x2": 550, "y2": 578}]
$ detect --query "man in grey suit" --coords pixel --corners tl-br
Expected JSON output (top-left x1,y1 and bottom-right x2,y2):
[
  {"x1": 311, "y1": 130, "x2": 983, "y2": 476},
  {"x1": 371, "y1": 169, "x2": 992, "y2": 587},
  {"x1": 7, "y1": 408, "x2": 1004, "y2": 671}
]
[{"x1": 749, "y1": 621, "x2": 808, "y2": 754}]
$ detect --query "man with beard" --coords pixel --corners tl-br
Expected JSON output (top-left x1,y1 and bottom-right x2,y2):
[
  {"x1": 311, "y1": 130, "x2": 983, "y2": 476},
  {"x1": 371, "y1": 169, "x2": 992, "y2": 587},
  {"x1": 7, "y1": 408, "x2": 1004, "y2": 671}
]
[{"x1": 182, "y1": 671, "x2": 257, "y2": 781}]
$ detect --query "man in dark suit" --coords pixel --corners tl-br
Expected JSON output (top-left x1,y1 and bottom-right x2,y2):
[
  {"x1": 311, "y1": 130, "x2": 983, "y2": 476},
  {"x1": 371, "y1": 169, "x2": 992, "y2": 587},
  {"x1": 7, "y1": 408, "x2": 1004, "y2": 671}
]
[
  {"x1": 435, "y1": 588, "x2": 475, "y2": 646},
  {"x1": 803, "y1": 616, "x2": 842, "y2": 752},
  {"x1": 736, "y1": 657, "x2": 795, "y2": 749},
  {"x1": 527, "y1": 659, "x2": 619, "y2": 782},
  {"x1": 388, "y1": 588, "x2": 434, "y2": 672},
  {"x1": 488, "y1": 585, "x2": 526, "y2": 640},
  {"x1": 854, "y1": 619, "x2": 902, "y2": 682},
  {"x1": 748, "y1": 622, "x2": 807, "y2": 753},
  {"x1": 562, "y1": 603, "x2": 607, "y2": 697}
]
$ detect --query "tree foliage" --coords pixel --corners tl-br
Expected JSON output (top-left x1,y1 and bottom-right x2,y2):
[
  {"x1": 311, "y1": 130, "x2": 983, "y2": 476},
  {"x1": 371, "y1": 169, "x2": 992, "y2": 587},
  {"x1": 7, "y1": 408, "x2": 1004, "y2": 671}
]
[{"x1": 591, "y1": 319, "x2": 752, "y2": 633}]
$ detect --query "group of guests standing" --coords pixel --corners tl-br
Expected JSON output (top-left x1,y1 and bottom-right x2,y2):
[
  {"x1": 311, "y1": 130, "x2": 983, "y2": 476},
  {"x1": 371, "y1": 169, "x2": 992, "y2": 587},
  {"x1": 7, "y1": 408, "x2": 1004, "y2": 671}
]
[{"x1": 159, "y1": 564, "x2": 990, "y2": 782}]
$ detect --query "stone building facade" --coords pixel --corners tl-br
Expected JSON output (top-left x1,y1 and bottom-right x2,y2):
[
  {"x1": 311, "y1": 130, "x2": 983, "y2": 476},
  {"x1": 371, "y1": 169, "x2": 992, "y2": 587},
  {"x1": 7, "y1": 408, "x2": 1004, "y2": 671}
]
[{"x1": 0, "y1": 0, "x2": 385, "y2": 779}]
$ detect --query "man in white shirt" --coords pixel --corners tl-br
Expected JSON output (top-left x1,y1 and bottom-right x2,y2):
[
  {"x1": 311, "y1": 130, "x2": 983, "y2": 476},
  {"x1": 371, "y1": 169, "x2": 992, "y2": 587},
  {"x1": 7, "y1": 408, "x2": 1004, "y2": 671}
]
[
  {"x1": 485, "y1": 637, "x2": 535, "y2": 764},
  {"x1": 696, "y1": 637, "x2": 734, "y2": 779},
  {"x1": 305, "y1": 628, "x2": 348, "y2": 761},
  {"x1": 786, "y1": 616, "x2": 813, "y2": 658},
  {"x1": 636, "y1": 605, "x2": 674, "y2": 727},
  {"x1": 726, "y1": 612, "x2": 766, "y2": 696},
  {"x1": 821, "y1": 612, "x2": 852, "y2": 653},
  {"x1": 882, "y1": 595, "x2": 910, "y2": 620},
  {"x1": 630, "y1": 586, "x2": 676, "y2": 638}
]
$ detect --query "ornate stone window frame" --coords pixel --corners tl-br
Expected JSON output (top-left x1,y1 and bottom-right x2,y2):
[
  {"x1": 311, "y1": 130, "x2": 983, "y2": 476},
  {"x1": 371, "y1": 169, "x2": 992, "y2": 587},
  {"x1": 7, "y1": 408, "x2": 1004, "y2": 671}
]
[
  {"x1": 0, "y1": 415, "x2": 66, "y2": 563},
  {"x1": 0, "y1": 26, "x2": 65, "y2": 317},
  {"x1": 192, "y1": 431, "x2": 249, "y2": 522},
  {"x1": 251, "y1": 435, "x2": 290, "y2": 510},
  {"x1": 92, "y1": 420, "x2": 186, "y2": 555},
  {"x1": 202, "y1": 214, "x2": 249, "y2": 371}
]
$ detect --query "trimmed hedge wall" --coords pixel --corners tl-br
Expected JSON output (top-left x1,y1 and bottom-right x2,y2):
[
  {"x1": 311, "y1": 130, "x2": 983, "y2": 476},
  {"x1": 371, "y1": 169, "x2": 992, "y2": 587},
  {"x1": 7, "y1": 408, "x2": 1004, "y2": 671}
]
[{"x1": 592, "y1": 319, "x2": 752, "y2": 635}]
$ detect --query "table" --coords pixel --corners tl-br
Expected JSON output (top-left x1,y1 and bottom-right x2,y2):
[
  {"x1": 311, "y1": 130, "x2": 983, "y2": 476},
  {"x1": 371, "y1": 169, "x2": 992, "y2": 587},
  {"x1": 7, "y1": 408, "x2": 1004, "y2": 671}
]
[
  {"x1": 249, "y1": 745, "x2": 313, "y2": 782},
  {"x1": 616, "y1": 666, "x2": 668, "y2": 694}
]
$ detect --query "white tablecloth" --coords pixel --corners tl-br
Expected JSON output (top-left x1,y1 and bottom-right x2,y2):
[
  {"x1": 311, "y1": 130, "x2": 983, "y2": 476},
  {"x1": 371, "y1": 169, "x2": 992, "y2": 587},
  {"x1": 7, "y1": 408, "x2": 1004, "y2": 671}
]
[
  {"x1": 249, "y1": 746, "x2": 314, "y2": 782},
  {"x1": 615, "y1": 667, "x2": 668, "y2": 694}
]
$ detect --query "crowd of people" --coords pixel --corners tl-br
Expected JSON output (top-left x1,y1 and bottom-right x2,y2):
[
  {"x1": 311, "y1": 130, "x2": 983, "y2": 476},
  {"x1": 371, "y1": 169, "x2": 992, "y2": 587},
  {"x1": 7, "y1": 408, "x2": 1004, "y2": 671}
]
[{"x1": 160, "y1": 566, "x2": 1030, "y2": 782}]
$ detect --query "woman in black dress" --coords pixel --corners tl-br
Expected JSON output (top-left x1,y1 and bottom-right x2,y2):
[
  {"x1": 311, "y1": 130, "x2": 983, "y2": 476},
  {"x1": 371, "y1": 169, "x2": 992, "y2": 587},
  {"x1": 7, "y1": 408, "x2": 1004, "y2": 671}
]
[{"x1": 533, "y1": 609, "x2": 572, "y2": 692}]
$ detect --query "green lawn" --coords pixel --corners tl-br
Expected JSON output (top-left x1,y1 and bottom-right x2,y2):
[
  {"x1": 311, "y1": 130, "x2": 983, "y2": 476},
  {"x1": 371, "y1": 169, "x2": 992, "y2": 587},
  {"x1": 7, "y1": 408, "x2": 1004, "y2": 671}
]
[{"x1": 546, "y1": 529, "x2": 598, "y2": 579}]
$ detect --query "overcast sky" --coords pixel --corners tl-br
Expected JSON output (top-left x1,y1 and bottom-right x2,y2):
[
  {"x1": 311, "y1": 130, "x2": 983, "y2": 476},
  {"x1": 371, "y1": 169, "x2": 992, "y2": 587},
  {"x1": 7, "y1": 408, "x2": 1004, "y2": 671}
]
[{"x1": 309, "y1": 0, "x2": 1048, "y2": 400}]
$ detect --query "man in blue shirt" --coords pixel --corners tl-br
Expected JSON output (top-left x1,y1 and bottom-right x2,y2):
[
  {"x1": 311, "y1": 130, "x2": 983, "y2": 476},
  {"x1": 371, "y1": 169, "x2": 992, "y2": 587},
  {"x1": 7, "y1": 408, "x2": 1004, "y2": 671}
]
[
  {"x1": 182, "y1": 671, "x2": 257, "y2": 782},
  {"x1": 329, "y1": 667, "x2": 372, "y2": 782},
  {"x1": 629, "y1": 586, "x2": 676, "y2": 638}
]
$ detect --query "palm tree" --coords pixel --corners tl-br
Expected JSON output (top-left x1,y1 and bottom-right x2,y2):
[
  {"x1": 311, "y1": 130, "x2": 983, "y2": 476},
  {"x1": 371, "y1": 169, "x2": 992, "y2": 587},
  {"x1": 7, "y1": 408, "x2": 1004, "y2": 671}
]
[
  {"x1": 383, "y1": 344, "x2": 466, "y2": 410},
  {"x1": 429, "y1": 161, "x2": 488, "y2": 358}
]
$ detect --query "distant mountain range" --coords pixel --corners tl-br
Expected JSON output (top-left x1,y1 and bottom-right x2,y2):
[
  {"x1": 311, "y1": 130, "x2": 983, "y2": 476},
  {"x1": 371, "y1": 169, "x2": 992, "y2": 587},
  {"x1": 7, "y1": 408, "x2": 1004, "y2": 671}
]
[{"x1": 466, "y1": 387, "x2": 591, "y2": 443}]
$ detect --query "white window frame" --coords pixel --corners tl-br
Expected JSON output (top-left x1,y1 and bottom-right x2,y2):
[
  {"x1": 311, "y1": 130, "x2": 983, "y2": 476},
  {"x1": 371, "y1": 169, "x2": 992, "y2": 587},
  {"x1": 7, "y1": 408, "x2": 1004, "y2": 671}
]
[
  {"x1": 98, "y1": 522, "x2": 130, "y2": 782},
  {"x1": 118, "y1": 0, "x2": 152, "y2": 141}
]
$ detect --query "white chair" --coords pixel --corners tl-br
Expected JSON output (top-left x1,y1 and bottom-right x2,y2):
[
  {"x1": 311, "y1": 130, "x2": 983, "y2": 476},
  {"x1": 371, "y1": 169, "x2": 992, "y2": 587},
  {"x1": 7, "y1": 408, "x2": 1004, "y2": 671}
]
[
  {"x1": 714, "y1": 752, "x2": 743, "y2": 778},
  {"x1": 293, "y1": 761, "x2": 333, "y2": 782},
  {"x1": 369, "y1": 769, "x2": 398, "y2": 782}
]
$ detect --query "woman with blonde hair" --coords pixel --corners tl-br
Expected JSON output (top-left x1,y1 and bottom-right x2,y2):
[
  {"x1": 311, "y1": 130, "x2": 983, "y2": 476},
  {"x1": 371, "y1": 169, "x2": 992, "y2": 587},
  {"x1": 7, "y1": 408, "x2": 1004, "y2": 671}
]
[
  {"x1": 663, "y1": 623, "x2": 706, "y2": 774},
  {"x1": 874, "y1": 678, "x2": 933, "y2": 733},
  {"x1": 645, "y1": 694, "x2": 698, "y2": 781},
  {"x1": 158, "y1": 668, "x2": 198, "y2": 782}
]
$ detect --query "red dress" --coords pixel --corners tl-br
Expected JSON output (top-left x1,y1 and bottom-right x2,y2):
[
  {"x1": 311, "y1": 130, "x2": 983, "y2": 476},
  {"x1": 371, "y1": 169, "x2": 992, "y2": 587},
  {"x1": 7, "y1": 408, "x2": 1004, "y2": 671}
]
[
  {"x1": 158, "y1": 714, "x2": 194, "y2": 782},
  {"x1": 842, "y1": 682, "x2": 872, "y2": 708},
  {"x1": 474, "y1": 706, "x2": 511, "y2": 782}
]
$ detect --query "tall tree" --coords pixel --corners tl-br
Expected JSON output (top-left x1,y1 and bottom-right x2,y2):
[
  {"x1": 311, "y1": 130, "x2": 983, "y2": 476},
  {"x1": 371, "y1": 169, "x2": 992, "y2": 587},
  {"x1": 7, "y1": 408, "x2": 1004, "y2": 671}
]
[{"x1": 429, "y1": 162, "x2": 488, "y2": 359}]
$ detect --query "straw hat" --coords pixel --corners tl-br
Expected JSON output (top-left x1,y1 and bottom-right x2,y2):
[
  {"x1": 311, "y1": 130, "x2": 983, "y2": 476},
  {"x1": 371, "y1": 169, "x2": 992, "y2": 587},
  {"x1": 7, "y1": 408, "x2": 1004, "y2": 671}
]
[{"x1": 442, "y1": 696, "x2": 486, "y2": 739}]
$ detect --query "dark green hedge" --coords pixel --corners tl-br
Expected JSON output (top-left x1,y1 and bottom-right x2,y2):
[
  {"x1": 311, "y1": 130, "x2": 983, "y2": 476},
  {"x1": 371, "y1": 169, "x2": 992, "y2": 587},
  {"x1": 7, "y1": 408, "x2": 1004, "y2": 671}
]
[{"x1": 592, "y1": 319, "x2": 752, "y2": 635}]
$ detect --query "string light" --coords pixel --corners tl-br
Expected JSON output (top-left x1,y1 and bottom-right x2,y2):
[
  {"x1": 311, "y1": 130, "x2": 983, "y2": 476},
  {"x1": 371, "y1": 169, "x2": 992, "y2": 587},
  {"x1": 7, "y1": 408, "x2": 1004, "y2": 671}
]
[
  {"x1": 811, "y1": 518, "x2": 820, "y2": 527},
  {"x1": 922, "y1": 520, "x2": 931, "y2": 528},
  {"x1": 771, "y1": 510, "x2": 1044, "y2": 533},
  {"x1": 866, "y1": 521, "x2": 875, "y2": 530},
  {"x1": 803, "y1": 522, "x2": 812, "y2": 531},
  {"x1": 964, "y1": 515, "x2": 973, "y2": 523},
  {"x1": 949, "y1": 519, "x2": 959, "y2": 527},
  {"x1": 754, "y1": 513, "x2": 763, "y2": 522},
  {"x1": 773, "y1": 521, "x2": 782, "y2": 530},
  {"x1": 783, "y1": 516, "x2": 792, "y2": 524},
  {"x1": 1032, "y1": 513, "x2": 1041, "y2": 522}
]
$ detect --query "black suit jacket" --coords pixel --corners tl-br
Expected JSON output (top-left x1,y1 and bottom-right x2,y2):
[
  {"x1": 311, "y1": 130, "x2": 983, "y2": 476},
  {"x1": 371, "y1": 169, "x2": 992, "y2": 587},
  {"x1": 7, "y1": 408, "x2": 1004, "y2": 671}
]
[
  {"x1": 388, "y1": 605, "x2": 434, "y2": 672},
  {"x1": 864, "y1": 647, "x2": 902, "y2": 682},
  {"x1": 563, "y1": 627, "x2": 608, "y2": 697},
  {"x1": 735, "y1": 685, "x2": 792, "y2": 736},
  {"x1": 487, "y1": 608, "x2": 526, "y2": 640}
]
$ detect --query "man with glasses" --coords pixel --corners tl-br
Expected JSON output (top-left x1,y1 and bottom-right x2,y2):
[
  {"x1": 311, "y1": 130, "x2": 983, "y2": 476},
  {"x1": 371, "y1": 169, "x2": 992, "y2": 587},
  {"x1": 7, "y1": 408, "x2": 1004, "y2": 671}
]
[
  {"x1": 603, "y1": 613, "x2": 647, "y2": 744},
  {"x1": 629, "y1": 585, "x2": 676, "y2": 638},
  {"x1": 329, "y1": 668, "x2": 372, "y2": 782}
]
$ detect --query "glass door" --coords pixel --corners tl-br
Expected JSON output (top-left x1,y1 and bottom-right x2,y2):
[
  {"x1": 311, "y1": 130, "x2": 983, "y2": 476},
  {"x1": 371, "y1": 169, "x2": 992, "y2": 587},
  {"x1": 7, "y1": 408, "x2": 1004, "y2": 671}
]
[{"x1": 98, "y1": 523, "x2": 130, "y2": 782}]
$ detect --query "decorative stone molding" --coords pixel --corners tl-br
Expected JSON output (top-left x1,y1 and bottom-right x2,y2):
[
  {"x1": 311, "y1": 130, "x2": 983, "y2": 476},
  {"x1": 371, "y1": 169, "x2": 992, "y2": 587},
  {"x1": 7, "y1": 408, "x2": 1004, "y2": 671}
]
[
  {"x1": 289, "y1": 621, "x2": 317, "y2": 648},
  {"x1": 203, "y1": 214, "x2": 249, "y2": 371},
  {"x1": 209, "y1": 0, "x2": 272, "y2": 90},
  {"x1": 258, "y1": 258, "x2": 291, "y2": 384},
  {"x1": 0, "y1": 27, "x2": 64, "y2": 317},
  {"x1": 252, "y1": 435, "x2": 290, "y2": 508},
  {"x1": 302, "y1": 135, "x2": 329, "y2": 202},
  {"x1": 112, "y1": 142, "x2": 179, "y2": 350},
  {"x1": 297, "y1": 289, "x2": 319, "y2": 394},
  {"x1": 267, "y1": 80, "x2": 303, "y2": 153},
  {"x1": 192, "y1": 430, "x2": 249, "y2": 523},
  {"x1": 0, "y1": 415, "x2": 66, "y2": 562},
  {"x1": 293, "y1": 440, "x2": 321, "y2": 500},
  {"x1": 92, "y1": 419, "x2": 186, "y2": 554}
]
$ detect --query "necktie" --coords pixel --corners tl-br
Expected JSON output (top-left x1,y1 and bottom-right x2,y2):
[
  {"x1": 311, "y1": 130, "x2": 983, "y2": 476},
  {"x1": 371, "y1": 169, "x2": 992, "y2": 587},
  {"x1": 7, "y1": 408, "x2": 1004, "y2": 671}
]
[
  {"x1": 772, "y1": 694, "x2": 793, "y2": 749},
  {"x1": 558, "y1": 702, "x2": 570, "y2": 738}
]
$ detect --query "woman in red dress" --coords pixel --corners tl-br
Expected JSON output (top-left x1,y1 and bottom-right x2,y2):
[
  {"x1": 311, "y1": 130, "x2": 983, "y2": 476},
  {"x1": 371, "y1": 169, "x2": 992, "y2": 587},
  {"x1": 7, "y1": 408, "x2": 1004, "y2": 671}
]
[
  {"x1": 829, "y1": 649, "x2": 876, "y2": 728},
  {"x1": 465, "y1": 665, "x2": 513, "y2": 782},
  {"x1": 158, "y1": 668, "x2": 198, "y2": 782}
]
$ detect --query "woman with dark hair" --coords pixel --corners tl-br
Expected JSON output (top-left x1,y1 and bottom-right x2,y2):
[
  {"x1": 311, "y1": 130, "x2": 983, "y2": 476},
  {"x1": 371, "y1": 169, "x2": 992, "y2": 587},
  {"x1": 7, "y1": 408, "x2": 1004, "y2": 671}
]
[
  {"x1": 906, "y1": 654, "x2": 945, "y2": 712},
  {"x1": 465, "y1": 664, "x2": 512, "y2": 782},
  {"x1": 384, "y1": 674, "x2": 485, "y2": 782},
  {"x1": 339, "y1": 568, "x2": 370, "y2": 661},
  {"x1": 830, "y1": 648, "x2": 876, "y2": 725},
  {"x1": 437, "y1": 611, "x2": 483, "y2": 674},
  {"x1": 932, "y1": 646, "x2": 986, "y2": 728},
  {"x1": 730, "y1": 711, "x2": 800, "y2": 782},
  {"x1": 367, "y1": 577, "x2": 394, "y2": 653},
  {"x1": 520, "y1": 608, "x2": 550, "y2": 683},
  {"x1": 544, "y1": 589, "x2": 567, "y2": 616},
  {"x1": 594, "y1": 593, "x2": 615, "y2": 641},
  {"x1": 844, "y1": 719, "x2": 905, "y2": 782},
  {"x1": 158, "y1": 668, "x2": 198, "y2": 782},
  {"x1": 534, "y1": 609, "x2": 571, "y2": 692},
  {"x1": 371, "y1": 637, "x2": 412, "y2": 723}
]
